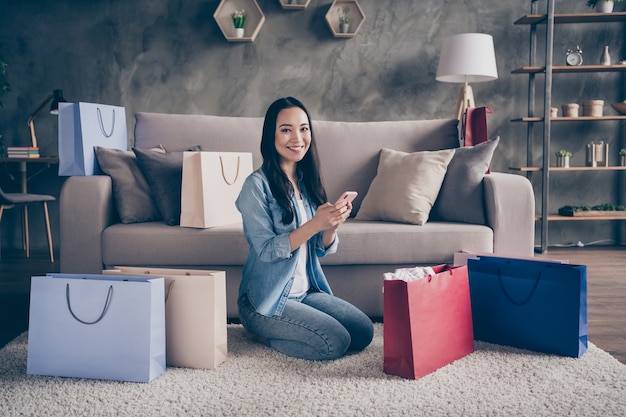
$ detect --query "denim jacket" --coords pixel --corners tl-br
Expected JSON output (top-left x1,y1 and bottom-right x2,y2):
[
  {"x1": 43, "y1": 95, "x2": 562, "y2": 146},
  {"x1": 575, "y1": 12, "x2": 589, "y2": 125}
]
[{"x1": 235, "y1": 168, "x2": 337, "y2": 317}]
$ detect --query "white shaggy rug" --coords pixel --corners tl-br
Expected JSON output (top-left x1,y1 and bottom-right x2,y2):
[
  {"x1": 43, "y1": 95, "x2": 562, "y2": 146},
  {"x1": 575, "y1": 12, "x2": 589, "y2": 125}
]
[{"x1": 1, "y1": 324, "x2": 625, "y2": 417}]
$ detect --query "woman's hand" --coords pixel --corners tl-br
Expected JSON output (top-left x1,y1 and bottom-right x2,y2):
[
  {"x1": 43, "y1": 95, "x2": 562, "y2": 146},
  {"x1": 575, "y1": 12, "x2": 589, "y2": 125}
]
[
  {"x1": 314, "y1": 200, "x2": 352, "y2": 231},
  {"x1": 318, "y1": 200, "x2": 352, "y2": 248},
  {"x1": 288, "y1": 200, "x2": 351, "y2": 251}
]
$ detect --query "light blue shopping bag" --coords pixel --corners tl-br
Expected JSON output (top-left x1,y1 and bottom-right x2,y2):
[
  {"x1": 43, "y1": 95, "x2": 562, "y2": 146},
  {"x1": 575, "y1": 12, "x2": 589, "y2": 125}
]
[
  {"x1": 58, "y1": 102, "x2": 128, "y2": 176},
  {"x1": 27, "y1": 273, "x2": 166, "y2": 382}
]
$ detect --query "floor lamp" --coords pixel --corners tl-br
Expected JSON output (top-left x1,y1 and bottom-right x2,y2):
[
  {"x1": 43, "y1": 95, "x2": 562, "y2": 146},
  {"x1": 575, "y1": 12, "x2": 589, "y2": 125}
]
[
  {"x1": 27, "y1": 89, "x2": 66, "y2": 149},
  {"x1": 436, "y1": 33, "x2": 498, "y2": 121}
]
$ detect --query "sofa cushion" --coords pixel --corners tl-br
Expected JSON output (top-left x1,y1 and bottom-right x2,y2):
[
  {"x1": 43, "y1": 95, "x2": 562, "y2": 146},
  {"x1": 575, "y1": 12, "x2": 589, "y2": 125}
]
[
  {"x1": 102, "y1": 222, "x2": 250, "y2": 265},
  {"x1": 329, "y1": 220, "x2": 493, "y2": 265},
  {"x1": 133, "y1": 147, "x2": 199, "y2": 226},
  {"x1": 94, "y1": 147, "x2": 162, "y2": 224},
  {"x1": 355, "y1": 148, "x2": 455, "y2": 225},
  {"x1": 431, "y1": 137, "x2": 500, "y2": 225},
  {"x1": 101, "y1": 219, "x2": 493, "y2": 266}
]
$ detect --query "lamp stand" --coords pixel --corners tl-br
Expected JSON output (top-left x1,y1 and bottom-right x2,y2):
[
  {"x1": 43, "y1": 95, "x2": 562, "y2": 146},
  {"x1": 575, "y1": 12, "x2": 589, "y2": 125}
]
[
  {"x1": 27, "y1": 94, "x2": 54, "y2": 149},
  {"x1": 27, "y1": 119, "x2": 39, "y2": 148},
  {"x1": 26, "y1": 89, "x2": 66, "y2": 149},
  {"x1": 455, "y1": 84, "x2": 475, "y2": 121}
]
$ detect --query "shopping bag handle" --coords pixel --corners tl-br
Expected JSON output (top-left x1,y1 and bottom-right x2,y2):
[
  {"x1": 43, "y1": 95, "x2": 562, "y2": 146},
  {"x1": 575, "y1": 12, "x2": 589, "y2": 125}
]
[
  {"x1": 165, "y1": 280, "x2": 175, "y2": 303},
  {"x1": 97, "y1": 107, "x2": 115, "y2": 138},
  {"x1": 66, "y1": 283, "x2": 113, "y2": 325},
  {"x1": 219, "y1": 155, "x2": 241, "y2": 185},
  {"x1": 497, "y1": 268, "x2": 542, "y2": 306}
]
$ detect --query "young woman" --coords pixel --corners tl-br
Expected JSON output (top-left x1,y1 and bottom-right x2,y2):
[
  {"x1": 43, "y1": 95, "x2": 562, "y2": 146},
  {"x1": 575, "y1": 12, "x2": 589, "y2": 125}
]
[{"x1": 235, "y1": 97, "x2": 374, "y2": 361}]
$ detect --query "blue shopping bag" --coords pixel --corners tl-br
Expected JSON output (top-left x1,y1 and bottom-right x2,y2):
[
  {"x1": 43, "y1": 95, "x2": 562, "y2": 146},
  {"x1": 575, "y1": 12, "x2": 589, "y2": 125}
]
[
  {"x1": 467, "y1": 256, "x2": 587, "y2": 358},
  {"x1": 27, "y1": 273, "x2": 166, "y2": 382}
]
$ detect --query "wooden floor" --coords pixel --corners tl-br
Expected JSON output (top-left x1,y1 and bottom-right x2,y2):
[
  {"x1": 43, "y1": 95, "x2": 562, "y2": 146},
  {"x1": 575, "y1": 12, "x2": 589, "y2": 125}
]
[{"x1": 1, "y1": 247, "x2": 625, "y2": 364}]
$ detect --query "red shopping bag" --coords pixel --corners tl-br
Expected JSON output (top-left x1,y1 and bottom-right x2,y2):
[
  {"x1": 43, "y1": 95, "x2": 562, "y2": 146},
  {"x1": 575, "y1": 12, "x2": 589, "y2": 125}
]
[
  {"x1": 383, "y1": 265, "x2": 474, "y2": 379},
  {"x1": 462, "y1": 106, "x2": 494, "y2": 173},
  {"x1": 462, "y1": 106, "x2": 493, "y2": 147}
]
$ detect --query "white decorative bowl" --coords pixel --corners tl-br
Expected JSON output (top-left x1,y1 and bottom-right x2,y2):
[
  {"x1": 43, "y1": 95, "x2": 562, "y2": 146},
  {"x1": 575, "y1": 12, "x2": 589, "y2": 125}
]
[{"x1": 611, "y1": 102, "x2": 626, "y2": 115}]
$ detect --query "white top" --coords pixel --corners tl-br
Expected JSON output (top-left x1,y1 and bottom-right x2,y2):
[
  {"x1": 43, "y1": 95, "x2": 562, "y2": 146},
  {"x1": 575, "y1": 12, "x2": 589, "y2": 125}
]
[{"x1": 289, "y1": 199, "x2": 310, "y2": 297}]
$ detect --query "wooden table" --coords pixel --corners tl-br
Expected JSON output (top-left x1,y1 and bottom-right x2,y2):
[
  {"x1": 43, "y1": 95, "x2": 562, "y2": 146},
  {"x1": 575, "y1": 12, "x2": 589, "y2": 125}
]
[{"x1": 0, "y1": 157, "x2": 59, "y2": 193}]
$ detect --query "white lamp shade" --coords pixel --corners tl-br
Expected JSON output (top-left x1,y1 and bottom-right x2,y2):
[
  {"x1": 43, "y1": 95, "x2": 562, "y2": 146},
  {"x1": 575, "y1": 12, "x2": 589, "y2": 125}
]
[{"x1": 436, "y1": 33, "x2": 498, "y2": 83}]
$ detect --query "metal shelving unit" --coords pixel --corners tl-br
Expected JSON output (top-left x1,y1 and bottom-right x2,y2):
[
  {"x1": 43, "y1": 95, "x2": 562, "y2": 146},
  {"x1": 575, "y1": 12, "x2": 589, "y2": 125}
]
[{"x1": 511, "y1": 0, "x2": 626, "y2": 253}]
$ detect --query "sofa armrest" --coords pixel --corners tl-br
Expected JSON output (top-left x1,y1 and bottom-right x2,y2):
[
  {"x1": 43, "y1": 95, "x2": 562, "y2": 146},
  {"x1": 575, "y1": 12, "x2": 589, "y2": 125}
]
[
  {"x1": 483, "y1": 172, "x2": 535, "y2": 257},
  {"x1": 59, "y1": 176, "x2": 117, "y2": 273}
]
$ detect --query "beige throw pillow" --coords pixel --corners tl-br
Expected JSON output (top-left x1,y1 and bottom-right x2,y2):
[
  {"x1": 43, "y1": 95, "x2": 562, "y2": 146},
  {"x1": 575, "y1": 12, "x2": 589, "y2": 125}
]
[{"x1": 355, "y1": 148, "x2": 455, "y2": 225}]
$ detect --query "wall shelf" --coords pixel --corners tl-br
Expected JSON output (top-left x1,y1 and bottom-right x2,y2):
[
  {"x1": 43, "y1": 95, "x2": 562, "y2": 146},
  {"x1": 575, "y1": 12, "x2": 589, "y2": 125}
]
[
  {"x1": 539, "y1": 214, "x2": 626, "y2": 221},
  {"x1": 510, "y1": 166, "x2": 626, "y2": 172},
  {"x1": 512, "y1": 115, "x2": 626, "y2": 122},
  {"x1": 324, "y1": 0, "x2": 365, "y2": 38},
  {"x1": 214, "y1": 0, "x2": 265, "y2": 42},
  {"x1": 512, "y1": 65, "x2": 626, "y2": 74},
  {"x1": 279, "y1": 0, "x2": 310, "y2": 10},
  {"x1": 515, "y1": 12, "x2": 626, "y2": 25}
]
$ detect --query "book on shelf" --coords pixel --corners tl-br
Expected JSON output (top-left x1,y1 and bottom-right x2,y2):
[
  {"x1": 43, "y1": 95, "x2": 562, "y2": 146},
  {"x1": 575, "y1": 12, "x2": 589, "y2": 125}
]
[
  {"x1": 6, "y1": 146, "x2": 40, "y2": 158},
  {"x1": 7, "y1": 153, "x2": 41, "y2": 158},
  {"x1": 6, "y1": 146, "x2": 39, "y2": 151}
]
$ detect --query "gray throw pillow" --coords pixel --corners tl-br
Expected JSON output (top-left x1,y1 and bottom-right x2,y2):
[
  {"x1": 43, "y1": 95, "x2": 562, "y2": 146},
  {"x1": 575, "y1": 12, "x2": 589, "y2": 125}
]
[
  {"x1": 431, "y1": 137, "x2": 500, "y2": 225},
  {"x1": 133, "y1": 146, "x2": 200, "y2": 226},
  {"x1": 94, "y1": 147, "x2": 162, "y2": 224}
]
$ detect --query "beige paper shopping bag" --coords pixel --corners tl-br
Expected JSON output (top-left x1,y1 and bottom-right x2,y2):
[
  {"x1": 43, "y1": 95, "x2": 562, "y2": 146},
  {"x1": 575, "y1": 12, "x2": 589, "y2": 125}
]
[
  {"x1": 104, "y1": 267, "x2": 227, "y2": 369},
  {"x1": 180, "y1": 151, "x2": 253, "y2": 228}
]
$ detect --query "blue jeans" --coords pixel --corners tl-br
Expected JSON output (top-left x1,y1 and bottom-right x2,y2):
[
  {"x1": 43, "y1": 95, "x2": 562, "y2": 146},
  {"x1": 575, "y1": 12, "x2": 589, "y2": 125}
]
[{"x1": 238, "y1": 291, "x2": 374, "y2": 361}]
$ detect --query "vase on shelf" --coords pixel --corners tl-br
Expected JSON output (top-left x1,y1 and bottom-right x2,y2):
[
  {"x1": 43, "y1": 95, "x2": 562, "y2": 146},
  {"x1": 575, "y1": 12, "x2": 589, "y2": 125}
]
[
  {"x1": 620, "y1": 155, "x2": 626, "y2": 166},
  {"x1": 556, "y1": 155, "x2": 570, "y2": 168},
  {"x1": 550, "y1": 107, "x2": 559, "y2": 118},
  {"x1": 596, "y1": 1, "x2": 615, "y2": 13},
  {"x1": 339, "y1": 22, "x2": 350, "y2": 33},
  {"x1": 582, "y1": 100, "x2": 604, "y2": 117},
  {"x1": 234, "y1": 28, "x2": 244, "y2": 38},
  {"x1": 601, "y1": 46, "x2": 611, "y2": 65},
  {"x1": 562, "y1": 103, "x2": 579, "y2": 118},
  {"x1": 586, "y1": 141, "x2": 609, "y2": 167}
]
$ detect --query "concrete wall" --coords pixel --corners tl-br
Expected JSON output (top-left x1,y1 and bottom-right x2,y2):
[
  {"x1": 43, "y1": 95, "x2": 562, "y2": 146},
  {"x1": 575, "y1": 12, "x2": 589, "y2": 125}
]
[{"x1": 0, "y1": 0, "x2": 624, "y2": 253}]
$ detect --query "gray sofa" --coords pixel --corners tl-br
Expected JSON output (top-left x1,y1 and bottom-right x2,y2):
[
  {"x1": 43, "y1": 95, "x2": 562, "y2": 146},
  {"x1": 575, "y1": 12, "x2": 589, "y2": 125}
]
[{"x1": 60, "y1": 112, "x2": 535, "y2": 319}]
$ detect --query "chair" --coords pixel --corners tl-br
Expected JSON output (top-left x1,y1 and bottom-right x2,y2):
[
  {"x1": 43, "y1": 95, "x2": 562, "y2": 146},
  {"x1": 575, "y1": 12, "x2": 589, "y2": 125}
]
[{"x1": 0, "y1": 185, "x2": 55, "y2": 263}]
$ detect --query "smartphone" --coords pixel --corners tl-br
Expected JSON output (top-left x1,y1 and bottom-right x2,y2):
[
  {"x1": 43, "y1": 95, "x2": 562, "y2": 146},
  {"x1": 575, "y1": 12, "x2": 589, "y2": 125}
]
[{"x1": 334, "y1": 191, "x2": 358, "y2": 206}]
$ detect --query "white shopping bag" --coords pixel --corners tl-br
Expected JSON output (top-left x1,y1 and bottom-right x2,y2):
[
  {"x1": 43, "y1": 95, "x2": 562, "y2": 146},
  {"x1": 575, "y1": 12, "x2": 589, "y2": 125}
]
[
  {"x1": 180, "y1": 151, "x2": 253, "y2": 228},
  {"x1": 27, "y1": 273, "x2": 165, "y2": 382},
  {"x1": 58, "y1": 102, "x2": 128, "y2": 176},
  {"x1": 104, "y1": 267, "x2": 227, "y2": 369}
]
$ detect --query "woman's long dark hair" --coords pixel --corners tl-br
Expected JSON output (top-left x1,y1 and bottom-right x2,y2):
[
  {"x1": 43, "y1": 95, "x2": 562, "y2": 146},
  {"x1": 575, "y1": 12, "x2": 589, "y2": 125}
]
[{"x1": 260, "y1": 97, "x2": 327, "y2": 225}]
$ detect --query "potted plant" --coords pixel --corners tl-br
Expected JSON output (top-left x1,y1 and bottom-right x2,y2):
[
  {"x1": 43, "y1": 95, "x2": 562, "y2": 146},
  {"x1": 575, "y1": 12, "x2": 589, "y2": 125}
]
[
  {"x1": 558, "y1": 203, "x2": 626, "y2": 216},
  {"x1": 338, "y1": 6, "x2": 350, "y2": 33},
  {"x1": 555, "y1": 149, "x2": 572, "y2": 167},
  {"x1": 232, "y1": 9, "x2": 246, "y2": 38},
  {"x1": 620, "y1": 148, "x2": 626, "y2": 166},
  {"x1": 587, "y1": 0, "x2": 623, "y2": 13}
]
